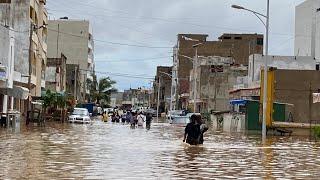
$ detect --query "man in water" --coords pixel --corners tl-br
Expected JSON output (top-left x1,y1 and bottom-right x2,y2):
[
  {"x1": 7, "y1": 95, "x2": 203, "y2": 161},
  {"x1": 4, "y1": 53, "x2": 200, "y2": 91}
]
[
  {"x1": 183, "y1": 115, "x2": 200, "y2": 145},
  {"x1": 196, "y1": 115, "x2": 209, "y2": 144},
  {"x1": 145, "y1": 113, "x2": 153, "y2": 130}
]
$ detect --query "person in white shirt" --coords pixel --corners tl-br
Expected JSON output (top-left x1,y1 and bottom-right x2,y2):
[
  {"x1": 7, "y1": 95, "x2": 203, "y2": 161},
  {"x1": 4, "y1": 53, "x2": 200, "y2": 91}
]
[{"x1": 137, "y1": 112, "x2": 146, "y2": 127}]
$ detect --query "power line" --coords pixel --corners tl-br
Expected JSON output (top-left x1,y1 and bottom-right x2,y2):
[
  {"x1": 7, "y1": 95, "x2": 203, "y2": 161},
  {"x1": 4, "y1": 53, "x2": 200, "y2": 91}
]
[
  {"x1": 95, "y1": 56, "x2": 171, "y2": 63},
  {"x1": 47, "y1": 28, "x2": 172, "y2": 49},
  {"x1": 79, "y1": 68, "x2": 154, "y2": 79}
]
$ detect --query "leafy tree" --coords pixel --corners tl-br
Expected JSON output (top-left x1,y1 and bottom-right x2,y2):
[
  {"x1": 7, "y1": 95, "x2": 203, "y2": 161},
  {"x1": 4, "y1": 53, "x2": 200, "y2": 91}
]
[{"x1": 96, "y1": 77, "x2": 117, "y2": 105}]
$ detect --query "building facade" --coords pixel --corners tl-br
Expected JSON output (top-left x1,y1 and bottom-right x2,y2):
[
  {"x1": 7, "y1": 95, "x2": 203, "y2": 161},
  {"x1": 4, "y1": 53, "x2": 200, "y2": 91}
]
[
  {"x1": 152, "y1": 66, "x2": 172, "y2": 113},
  {"x1": 294, "y1": 0, "x2": 320, "y2": 59},
  {"x1": 47, "y1": 19, "x2": 94, "y2": 102},
  {"x1": 247, "y1": 54, "x2": 317, "y2": 87},
  {"x1": 189, "y1": 56, "x2": 247, "y2": 113},
  {"x1": 172, "y1": 33, "x2": 263, "y2": 109},
  {"x1": 45, "y1": 54, "x2": 66, "y2": 93},
  {"x1": 0, "y1": 0, "x2": 47, "y2": 119}
]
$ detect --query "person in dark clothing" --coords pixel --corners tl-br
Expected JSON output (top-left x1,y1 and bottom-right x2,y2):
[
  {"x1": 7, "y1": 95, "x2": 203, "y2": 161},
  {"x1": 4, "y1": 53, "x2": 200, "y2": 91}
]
[
  {"x1": 183, "y1": 115, "x2": 200, "y2": 145},
  {"x1": 196, "y1": 115, "x2": 209, "y2": 144},
  {"x1": 145, "y1": 113, "x2": 152, "y2": 130}
]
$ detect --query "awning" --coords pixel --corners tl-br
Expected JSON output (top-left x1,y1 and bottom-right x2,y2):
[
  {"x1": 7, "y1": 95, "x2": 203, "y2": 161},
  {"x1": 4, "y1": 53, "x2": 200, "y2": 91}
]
[
  {"x1": 0, "y1": 85, "x2": 29, "y2": 100},
  {"x1": 230, "y1": 99, "x2": 247, "y2": 105}
]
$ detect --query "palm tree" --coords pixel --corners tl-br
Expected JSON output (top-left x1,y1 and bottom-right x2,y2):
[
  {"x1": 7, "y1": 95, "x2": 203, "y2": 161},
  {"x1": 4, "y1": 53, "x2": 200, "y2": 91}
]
[{"x1": 91, "y1": 77, "x2": 117, "y2": 105}]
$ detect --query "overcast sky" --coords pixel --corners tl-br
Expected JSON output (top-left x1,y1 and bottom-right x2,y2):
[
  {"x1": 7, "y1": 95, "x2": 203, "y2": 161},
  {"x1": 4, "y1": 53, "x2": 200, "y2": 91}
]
[{"x1": 47, "y1": 0, "x2": 305, "y2": 91}]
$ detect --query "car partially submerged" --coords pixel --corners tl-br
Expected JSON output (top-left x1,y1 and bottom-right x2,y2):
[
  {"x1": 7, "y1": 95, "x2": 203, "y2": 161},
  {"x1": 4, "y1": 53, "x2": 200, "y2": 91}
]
[
  {"x1": 69, "y1": 108, "x2": 91, "y2": 124},
  {"x1": 169, "y1": 113, "x2": 201, "y2": 124}
]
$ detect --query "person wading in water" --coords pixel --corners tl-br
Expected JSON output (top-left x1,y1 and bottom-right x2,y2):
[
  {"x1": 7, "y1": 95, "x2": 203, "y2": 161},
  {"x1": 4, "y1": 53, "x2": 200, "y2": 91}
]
[
  {"x1": 183, "y1": 115, "x2": 200, "y2": 145},
  {"x1": 196, "y1": 115, "x2": 209, "y2": 144}
]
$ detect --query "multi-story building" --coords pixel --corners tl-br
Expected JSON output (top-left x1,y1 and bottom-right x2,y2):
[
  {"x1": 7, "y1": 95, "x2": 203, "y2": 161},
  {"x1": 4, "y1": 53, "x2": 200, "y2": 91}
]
[
  {"x1": 294, "y1": 0, "x2": 320, "y2": 59},
  {"x1": 0, "y1": 0, "x2": 48, "y2": 119},
  {"x1": 172, "y1": 33, "x2": 263, "y2": 109},
  {"x1": 110, "y1": 92, "x2": 124, "y2": 108},
  {"x1": 122, "y1": 88, "x2": 150, "y2": 110},
  {"x1": 47, "y1": 19, "x2": 94, "y2": 102},
  {"x1": 189, "y1": 56, "x2": 247, "y2": 113},
  {"x1": 45, "y1": 54, "x2": 66, "y2": 93},
  {"x1": 152, "y1": 66, "x2": 172, "y2": 113}
]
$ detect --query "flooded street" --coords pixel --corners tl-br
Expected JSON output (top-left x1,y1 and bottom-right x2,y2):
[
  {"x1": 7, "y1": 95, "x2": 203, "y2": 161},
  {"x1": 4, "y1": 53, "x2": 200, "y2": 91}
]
[{"x1": 1, "y1": 120, "x2": 320, "y2": 179}]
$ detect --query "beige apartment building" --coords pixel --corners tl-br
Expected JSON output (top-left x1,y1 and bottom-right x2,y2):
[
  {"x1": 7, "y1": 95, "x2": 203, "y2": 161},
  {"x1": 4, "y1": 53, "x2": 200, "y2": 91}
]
[
  {"x1": 0, "y1": 0, "x2": 48, "y2": 120},
  {"x1": 47, "y1": 19, "x2": 94, "y2": 102}
]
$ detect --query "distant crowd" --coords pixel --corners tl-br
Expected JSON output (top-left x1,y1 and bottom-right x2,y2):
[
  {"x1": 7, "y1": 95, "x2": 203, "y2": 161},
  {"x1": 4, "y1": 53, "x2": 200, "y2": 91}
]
[{"x1": 102, "y1": 110, "x2": 153, "y2": 129}]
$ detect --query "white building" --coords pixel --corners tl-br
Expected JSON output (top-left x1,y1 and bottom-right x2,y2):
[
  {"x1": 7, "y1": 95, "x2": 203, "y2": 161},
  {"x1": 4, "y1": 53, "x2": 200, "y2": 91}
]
[
  {"x1": 247, "y1": 54, "x2": 317, "y2": 87},
  {"x1": 295, "y1": 0, "x2": 320, "y2": 59}
]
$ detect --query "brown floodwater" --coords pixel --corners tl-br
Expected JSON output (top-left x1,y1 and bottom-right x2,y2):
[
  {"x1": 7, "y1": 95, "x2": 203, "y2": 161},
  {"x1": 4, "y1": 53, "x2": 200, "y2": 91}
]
[{"x1": 1, "y1": 119, "x2": 320, "y2": 179}]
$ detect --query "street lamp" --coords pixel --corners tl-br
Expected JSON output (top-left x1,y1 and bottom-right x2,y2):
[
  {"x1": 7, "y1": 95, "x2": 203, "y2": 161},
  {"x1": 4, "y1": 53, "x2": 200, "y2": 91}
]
[{"x1": 232, "y1": 1, "x2": 270, "y2": 140}]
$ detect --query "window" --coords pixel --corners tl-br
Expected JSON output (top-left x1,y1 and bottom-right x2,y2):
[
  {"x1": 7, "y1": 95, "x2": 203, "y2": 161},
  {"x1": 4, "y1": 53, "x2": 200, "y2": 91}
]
[
  {"x1": 257, "y1": 38, "x2": 263, "y2": 45},
  {"x1": 210, "y1": 65, "x2": 223, "y2": 73},
  {"x1": 235, "y1": 37, "x2": 242, "y2": 40},
  {"x1": 223, "y1": 36, "x2": 231, "y2": 40}
]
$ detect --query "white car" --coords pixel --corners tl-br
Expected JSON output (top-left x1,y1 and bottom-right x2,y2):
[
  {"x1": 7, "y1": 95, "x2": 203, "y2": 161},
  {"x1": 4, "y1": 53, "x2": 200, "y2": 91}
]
[
  {"x1": 69, "y1": 108, "x2": 91, "y2": 124},
  {"x1": 170, "y1": 113, "x2": 201, "y2": 124}
]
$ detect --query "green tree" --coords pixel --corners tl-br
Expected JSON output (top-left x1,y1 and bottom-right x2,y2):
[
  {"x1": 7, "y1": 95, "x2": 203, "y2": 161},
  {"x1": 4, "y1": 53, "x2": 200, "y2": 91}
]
[
  {"x1": 87, "y1": 74, "x2": 98, "y2": 102},
  {"x1": 95, "y1": 77, "x2": 117, "y2": 105}
]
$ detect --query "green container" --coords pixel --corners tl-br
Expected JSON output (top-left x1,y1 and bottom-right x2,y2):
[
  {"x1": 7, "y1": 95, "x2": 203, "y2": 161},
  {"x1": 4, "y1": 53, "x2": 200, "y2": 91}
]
[
  {"x1": 245, "y1": 100, "x2": 261, "y2": 131},
  {"x1": 273, "y1": 103, "x2": 285, "y2": 122}
]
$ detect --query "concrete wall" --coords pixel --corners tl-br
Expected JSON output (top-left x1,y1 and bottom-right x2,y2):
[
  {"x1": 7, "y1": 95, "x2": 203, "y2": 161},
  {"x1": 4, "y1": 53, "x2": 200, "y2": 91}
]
[
  {"x1": 274, "y1": 69, "x2": 320, "y2": 123},
  {"x1": 198, "y1": 65, "x2": 247, "y2": 112},
  {"x1": 248, "y1": 54, "x2": 317, "y2": 87},
  {"x1": 294, "y1": 0, "x2": 320, "y2": 59}
]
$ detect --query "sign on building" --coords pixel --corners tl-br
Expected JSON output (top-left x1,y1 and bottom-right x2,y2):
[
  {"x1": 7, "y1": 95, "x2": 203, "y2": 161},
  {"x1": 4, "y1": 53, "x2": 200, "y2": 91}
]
[
  {"x1": 313, "y1": 93, "x2": 320, "y2": 103},
  {"x1": 0, "y1": 66, "x2": 7, "y2": 81}
]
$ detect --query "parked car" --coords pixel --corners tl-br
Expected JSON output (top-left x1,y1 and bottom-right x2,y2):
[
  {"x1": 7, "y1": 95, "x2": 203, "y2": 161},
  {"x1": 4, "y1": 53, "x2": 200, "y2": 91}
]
[
  {"x1": 69, "y1": 108, "x2": 91, "y2": 124},
  {"x1": 145, "y1": 108, "x2": 157, "y2": 117},
  {"x1": 170, "y1": 113, "x2": 201, "y2": 124},
  {"x1": 166, "y1": 110, "x2": 187, "y2": 120}
]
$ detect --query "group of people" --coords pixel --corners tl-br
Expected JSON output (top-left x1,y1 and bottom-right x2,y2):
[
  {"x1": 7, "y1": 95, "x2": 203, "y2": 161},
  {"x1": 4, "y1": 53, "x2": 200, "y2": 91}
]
[
  {"x1": 183, "y1": 114, "x2": 209, "y2": 145},
  {"x1": 103, "y1": 110, "x2": 153, "y2": 129}
]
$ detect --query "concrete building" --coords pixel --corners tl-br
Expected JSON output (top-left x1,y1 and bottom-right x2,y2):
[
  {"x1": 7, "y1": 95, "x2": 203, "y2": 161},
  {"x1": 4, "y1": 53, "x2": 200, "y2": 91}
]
[
  {"x1": 152, "y1": 66, "x2": 172, "y2": 113},
  {"x1": 110, "y1": 92, "x2": 123, "y2": 108},
  {"x1": 45, "y1": 54, "x2": 66, "y2": 92},
  {"x1": 0, "y1": 0, "x2": 47, "y2": 119},
  {"x1": 47, "y1": 19, "x2": 94, "y2": 102},
  {"x1": 122, "y1": 88, "x2": 149, "y2": 110},
  {"x1": 247, "y1": 54, "x2": 317, "y2": 87},
  {"x1": 172, "y1": 33, "x2": 263, "y2": 109},
  {"x1": 189, "y1": 56, "x2": 247, "y2": 113},
  {"x1": 294, "y1": 0, "x2": 320, "y2": 59},
  {"x1": 231, "y1": 54, "x2": 318, "y2": 101}
]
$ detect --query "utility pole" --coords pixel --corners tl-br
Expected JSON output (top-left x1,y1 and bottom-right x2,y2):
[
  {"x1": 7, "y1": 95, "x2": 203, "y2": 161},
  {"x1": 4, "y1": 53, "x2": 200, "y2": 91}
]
[
  {"x1": 193, "y1": 47, "x2": 198, "y2": 113},
  {"x1": 74, "y1": 66, "x2": 78, "y2": 101},
  {"x1": 156, "y1": 76, "x2": 161, "y2": 122},
  {"x1": 27, "y1": 22, "x2": 34, "y2": 113}
]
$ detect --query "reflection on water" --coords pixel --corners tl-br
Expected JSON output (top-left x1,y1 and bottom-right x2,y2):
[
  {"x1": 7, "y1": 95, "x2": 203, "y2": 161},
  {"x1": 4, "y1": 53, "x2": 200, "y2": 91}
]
[{"x1": 1, "y1": 120, "x2": 320, "y2": 179}]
